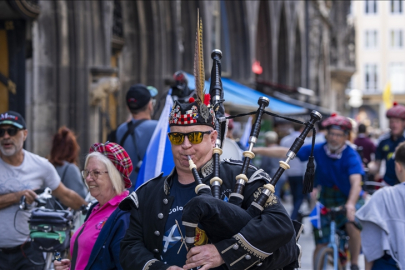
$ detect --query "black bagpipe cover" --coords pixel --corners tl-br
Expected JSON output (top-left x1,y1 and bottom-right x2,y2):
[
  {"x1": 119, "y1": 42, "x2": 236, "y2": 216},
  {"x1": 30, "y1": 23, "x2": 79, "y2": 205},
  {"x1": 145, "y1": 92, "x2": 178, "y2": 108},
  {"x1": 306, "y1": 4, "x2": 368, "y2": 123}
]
[{"x1": 182, "y1": 193, "x2": 252, "y2": 244}]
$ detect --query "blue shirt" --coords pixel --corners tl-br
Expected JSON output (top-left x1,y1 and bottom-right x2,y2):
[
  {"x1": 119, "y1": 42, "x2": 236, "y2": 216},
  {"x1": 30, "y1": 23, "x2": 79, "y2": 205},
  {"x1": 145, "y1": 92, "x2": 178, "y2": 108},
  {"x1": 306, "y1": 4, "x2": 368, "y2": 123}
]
[
  {"x1": 116, "y1": 119, "x2": 157, "y2": 190},
  {"x1": 375, "y1": 134, "x2": 405, "y2": 186},
  {"x1": 161, "y1": 175, "x2": 197, "y2": 267},
  {"x1": 297, "y1": 142, "x2": 364, "y2": 196}
]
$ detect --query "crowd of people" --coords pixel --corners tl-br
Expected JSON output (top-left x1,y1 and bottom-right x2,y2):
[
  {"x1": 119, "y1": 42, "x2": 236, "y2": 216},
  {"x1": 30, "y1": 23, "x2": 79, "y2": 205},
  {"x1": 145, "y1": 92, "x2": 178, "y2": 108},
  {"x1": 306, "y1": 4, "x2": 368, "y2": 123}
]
[
  {"x1": 254, "y1": 103, "x2": 405, "y2": 270},
  {"x1": 1, "y1": 82, "x2": 405, "y2": 270}
]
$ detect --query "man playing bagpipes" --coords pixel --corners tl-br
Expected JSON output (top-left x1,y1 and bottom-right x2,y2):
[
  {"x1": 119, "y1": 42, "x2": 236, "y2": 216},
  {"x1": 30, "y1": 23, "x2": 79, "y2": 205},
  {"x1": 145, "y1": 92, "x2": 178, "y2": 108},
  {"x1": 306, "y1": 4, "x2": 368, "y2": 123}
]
[{"x1": 118, "y1": 12, "x2": 301, "y2": 270}]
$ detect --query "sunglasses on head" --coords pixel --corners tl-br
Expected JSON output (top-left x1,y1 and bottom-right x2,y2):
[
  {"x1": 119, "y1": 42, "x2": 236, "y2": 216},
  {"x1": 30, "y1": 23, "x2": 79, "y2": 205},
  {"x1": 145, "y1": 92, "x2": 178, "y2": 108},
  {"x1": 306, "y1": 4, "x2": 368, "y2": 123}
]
[
  {"x1": 168, "y1": 130, "x2": 212, "y2": 145},
  {"x1": 0, "y1": 127, "x2": 20, "y2": 137}
]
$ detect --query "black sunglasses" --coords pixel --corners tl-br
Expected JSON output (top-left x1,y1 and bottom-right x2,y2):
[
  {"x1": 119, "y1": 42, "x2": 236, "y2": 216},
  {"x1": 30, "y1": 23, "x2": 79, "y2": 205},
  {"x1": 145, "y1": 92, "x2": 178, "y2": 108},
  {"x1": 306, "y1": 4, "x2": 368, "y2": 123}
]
[
  {"x1": 0, "y1": 127, "x2": 20, "y2": 137},
  {"x1": 168, "y1": 131, "x2": 212, "y2": 145}
]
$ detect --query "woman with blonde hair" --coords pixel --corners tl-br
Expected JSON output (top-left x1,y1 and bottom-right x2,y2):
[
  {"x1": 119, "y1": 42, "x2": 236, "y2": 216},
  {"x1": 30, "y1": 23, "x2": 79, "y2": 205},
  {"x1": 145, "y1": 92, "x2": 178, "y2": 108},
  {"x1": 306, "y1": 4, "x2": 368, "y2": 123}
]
[{"x1": 54, "y1": 142, "x2": 132, "y2": 270}]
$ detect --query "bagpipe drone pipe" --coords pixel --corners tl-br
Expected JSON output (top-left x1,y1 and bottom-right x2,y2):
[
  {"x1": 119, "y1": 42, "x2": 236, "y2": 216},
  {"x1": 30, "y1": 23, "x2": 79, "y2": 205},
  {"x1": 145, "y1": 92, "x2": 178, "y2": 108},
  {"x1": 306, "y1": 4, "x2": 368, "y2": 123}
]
[{"x1": 181, "y1": 49, "x2": 322, "y2": 253}]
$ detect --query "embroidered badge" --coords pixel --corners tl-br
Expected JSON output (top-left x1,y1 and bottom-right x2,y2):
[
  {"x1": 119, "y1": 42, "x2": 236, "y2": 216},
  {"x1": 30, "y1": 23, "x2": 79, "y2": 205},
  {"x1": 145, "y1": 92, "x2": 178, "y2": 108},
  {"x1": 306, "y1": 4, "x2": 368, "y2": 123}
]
[
  {"x1": 191, "y1": 105, "x2": 199, "y2": 119},
  {"x1": 96, "y1": 217, "x2": 108, "y2": 230},
  {"x1": 194, "y1": 227, "x2": 208, "y2": 246},
  {"x1": 209, "y1": 107, "x2": 216, "y2": 126},
  {"x1": 200, "y1": 103, "x2": 209, "y2": 123},
  {"x1": 253, "y1": 187, "x2": 278, "y2": 208},
  {"x1": 265, "y1": 193, "x2": 278, "y2": 208}
]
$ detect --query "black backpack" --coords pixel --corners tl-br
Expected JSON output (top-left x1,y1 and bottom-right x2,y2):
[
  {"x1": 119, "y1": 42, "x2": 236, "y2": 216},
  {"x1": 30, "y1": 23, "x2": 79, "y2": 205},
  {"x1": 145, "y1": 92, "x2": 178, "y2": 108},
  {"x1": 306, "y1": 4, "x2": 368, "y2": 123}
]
[{"x1": 107, "y1": 119, "x2": 146, "y2": 146}]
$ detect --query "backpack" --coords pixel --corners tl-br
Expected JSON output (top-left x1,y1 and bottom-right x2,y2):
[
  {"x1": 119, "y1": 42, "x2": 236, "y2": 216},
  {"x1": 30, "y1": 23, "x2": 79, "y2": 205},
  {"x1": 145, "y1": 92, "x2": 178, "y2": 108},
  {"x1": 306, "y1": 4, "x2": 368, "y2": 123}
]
[
  {"x1": 107, "y1": 119, "x2": 146, "y2": 146},
  {"x1": 108, "y1": 120, "x2": 147, "y2": 174}
]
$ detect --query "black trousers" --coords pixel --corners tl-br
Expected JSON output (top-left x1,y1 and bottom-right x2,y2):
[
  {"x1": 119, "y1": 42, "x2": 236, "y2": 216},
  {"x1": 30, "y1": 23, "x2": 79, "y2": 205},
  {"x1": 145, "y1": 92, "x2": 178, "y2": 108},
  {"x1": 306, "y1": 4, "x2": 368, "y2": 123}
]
[{"x1": 0, "y1": 243, "x2": 44, "y2": 270}]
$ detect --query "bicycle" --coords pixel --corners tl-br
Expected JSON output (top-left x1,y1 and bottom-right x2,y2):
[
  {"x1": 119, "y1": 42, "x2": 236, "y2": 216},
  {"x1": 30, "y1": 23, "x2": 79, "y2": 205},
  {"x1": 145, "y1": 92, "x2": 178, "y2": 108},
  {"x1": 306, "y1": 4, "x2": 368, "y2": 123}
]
[
  {"x1": 313, "y1": 206, "x2": 349, "y2": 270},
  {"x1": 18, "y1": 188, "x2": 90, "y2": 270}
]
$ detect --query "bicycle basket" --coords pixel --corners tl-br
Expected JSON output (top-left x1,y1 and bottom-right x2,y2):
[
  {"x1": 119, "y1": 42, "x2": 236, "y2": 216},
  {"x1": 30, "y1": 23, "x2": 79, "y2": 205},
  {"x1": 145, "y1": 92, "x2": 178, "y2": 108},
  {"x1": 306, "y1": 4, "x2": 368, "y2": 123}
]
[{"x1": 28, "y1": 209, "x2": 74, "y2": 252}]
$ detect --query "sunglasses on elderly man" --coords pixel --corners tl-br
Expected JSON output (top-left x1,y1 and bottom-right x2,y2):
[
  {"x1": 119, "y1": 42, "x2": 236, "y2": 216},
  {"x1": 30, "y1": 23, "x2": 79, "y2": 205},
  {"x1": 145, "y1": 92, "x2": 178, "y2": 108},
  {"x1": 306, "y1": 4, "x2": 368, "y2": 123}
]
[
  {"x1": 0, "y1": 127, "x2": 20, "y2": 137},
  {"x1": 168, "y1": 130, "x2": 212, "y2": 145}
]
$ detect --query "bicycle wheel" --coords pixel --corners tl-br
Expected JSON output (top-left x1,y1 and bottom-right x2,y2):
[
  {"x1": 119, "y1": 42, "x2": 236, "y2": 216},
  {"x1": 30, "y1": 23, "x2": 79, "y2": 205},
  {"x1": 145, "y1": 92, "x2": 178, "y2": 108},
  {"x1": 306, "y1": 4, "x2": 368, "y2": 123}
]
[{"x1": 314, "y1": 246, "x2": 344, "y2": 270}]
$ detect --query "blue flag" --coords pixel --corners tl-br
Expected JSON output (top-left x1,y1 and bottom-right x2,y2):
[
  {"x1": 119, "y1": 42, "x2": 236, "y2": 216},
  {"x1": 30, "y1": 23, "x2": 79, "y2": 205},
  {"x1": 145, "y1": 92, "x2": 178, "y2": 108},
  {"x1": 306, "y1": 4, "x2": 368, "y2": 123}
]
[
  {"x1": 136, "y1": 94, "x2": 175, "y2": 189},
  {"x1": 309, "y1": 201, "x2": 324, "y2": 230},
  {"x1": 239, "y1": 116, "x2": 252, "y2": 149}
]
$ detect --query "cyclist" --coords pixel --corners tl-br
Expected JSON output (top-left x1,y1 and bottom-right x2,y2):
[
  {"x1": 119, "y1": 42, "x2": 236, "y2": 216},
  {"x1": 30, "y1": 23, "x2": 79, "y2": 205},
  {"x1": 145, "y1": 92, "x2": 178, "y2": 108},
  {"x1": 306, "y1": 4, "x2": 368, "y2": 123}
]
[
  {"x1": 0, "y1": 111, "x2": 87, "y2": 270},
  {"x1": 254, "y1": 113, "x2": 364, "y2": 270},
  {"x1": 371, "y1": 102, "x2": 405, "y2": 186}
]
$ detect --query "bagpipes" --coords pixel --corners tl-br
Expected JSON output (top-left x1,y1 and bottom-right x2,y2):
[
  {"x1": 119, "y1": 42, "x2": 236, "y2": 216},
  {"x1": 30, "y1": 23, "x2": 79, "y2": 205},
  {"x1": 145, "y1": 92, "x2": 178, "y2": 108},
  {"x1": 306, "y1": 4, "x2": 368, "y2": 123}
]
[
  {"x1": 182, "y1": 50, "x2": 321, "y2": 252},
  {"x1": 181, "y1": 11, "x2": 322, "y2": 259}
]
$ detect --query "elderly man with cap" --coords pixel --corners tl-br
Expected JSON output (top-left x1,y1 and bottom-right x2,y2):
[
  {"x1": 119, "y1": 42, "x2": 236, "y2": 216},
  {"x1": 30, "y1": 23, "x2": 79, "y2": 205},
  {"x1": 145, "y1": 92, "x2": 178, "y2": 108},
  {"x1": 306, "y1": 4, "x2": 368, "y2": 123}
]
[
  {"x1": 372, "y1": 102, "x2": 405, "y2": 186},
  {"x1": 119, "y1": 97, "x2": 300, "y2": 270},
  {"x1": 254, "y1": 113, "x2": 364, "y2": 270},
  {"x1": 115, "y1": 84, "x2": 158, "y2": 190},
  {"x1": 0, "y1": 111, "x2": 87, "y2": 270}
]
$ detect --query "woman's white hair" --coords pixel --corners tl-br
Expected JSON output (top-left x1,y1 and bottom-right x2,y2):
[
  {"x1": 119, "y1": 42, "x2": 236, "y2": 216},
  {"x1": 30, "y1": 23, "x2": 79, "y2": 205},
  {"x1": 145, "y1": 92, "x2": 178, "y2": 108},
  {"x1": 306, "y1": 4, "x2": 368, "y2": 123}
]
[{"x1": 84, "y1": 152, "x2": 125, "y2": 195}]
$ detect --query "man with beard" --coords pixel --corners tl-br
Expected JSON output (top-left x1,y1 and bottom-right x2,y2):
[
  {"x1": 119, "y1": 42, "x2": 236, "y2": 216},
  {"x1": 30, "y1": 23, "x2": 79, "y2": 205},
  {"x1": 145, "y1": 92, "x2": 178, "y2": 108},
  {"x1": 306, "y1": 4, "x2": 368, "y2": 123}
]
[
  {"x1": 0, "y1": 111, "x2": 87, "y2": 270},
  {"x1": 372, "y1": 102, "x2": 405, "y2": 186},
  {"x1": 254, "y1": 113, "x2": 364, "y2": 270}
]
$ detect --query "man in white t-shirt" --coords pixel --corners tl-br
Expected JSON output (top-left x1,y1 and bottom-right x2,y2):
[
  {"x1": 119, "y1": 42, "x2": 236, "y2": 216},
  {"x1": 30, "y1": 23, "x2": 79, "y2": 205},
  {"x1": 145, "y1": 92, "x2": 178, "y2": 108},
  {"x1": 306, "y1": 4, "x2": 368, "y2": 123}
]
[{"x1": 0, "y1": 111, "x2": 87, "y2": 270}]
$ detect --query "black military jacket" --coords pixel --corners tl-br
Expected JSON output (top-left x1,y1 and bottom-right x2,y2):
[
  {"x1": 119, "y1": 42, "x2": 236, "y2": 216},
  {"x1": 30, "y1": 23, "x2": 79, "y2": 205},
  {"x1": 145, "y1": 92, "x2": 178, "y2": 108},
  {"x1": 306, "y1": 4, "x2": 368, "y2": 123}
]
[{"x1": 119, "y1": 159, "x2": 299, "y2": 270}]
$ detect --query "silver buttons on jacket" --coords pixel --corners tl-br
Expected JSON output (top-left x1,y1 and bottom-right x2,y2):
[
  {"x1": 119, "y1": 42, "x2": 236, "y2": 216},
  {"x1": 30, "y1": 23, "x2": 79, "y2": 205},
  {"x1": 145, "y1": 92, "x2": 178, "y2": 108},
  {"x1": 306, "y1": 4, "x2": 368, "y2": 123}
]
[
  {"x1": 158, "y1": 213, "x2": 164, "y2": 219},
  {"x1": 245, "y1": 255, "x2": 251, "y2": 260},
  {"x1": 232, "y1": 244, "x2": 239, "y2": 250},
  {"x1": 163, "y1": 198, "x2": 168, "y2": 204},
  {"x1": 154, "y1": 231, "x2": 160, "y2": 236},
  {"x1": 256, "y1": 262, "x2": 263, "y2": 266},
  {"x1": 153, "y1": 249, "x2": 159, "y2": 253}
]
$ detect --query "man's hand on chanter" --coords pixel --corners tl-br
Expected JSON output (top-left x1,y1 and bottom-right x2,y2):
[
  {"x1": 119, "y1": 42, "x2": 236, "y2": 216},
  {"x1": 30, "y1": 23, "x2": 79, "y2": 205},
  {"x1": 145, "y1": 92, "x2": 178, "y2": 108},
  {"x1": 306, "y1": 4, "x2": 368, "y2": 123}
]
[{"x1": 184, "y1": 244, "x2": 224, "y2": 270}]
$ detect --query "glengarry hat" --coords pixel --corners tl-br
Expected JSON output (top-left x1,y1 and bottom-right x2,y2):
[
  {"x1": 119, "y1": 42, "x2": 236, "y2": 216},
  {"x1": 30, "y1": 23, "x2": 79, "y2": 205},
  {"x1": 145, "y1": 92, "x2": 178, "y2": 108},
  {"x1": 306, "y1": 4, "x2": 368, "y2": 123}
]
[
  {"x1": 386, "y1": 102, "x2": 405, "y2": 119},
  {"x1": 89, "y1": 142, "x2": 133, "y2": 188},
  {"x1": 0, "y1": 111, "x2": 27, "y2": 129},
  {"x1": 322, "y1": 113, "x2": 352, "y2": 132},
  {"x1": 169, "y1": 95, "x2": 215, "y2": 128}
]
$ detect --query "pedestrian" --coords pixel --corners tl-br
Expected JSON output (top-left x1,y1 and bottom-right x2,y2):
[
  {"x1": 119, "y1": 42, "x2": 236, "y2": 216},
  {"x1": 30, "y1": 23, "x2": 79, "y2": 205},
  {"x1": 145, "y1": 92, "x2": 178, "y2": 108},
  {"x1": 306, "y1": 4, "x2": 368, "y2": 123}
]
[
  {"x1": 54, "y1": 142, "x2": 132, "y2": 270},
  {"x1": 254, "y1": 113, "x2": 364, "y2": 270},
  {"x1": 0, "y1": 110, "x2": 87, "y2": 270},
  {"x1": 279, "y1": 123, "x2": 312, "y2": 220},
  {"x1": 356, "y1": 141, "x2": 405, "y2": 270},
  {"x1": 354, "y1": 123, "x2": 376, "y2": 166},
  {"x1": 261, "y1": 131, "x2": 288, "y2": 199},
  {"x1": 119, "y1": 98, "x2": 300, "y2": 270},
  {"x1": 115, "y1": 84, "x2": 158, "y2": 190},
  {"x1": 49, "y1": 126, "x2": 88, "y2": 208},
  {"x1": 372, "y1": 102, "x2": 405, "y2": 186}
]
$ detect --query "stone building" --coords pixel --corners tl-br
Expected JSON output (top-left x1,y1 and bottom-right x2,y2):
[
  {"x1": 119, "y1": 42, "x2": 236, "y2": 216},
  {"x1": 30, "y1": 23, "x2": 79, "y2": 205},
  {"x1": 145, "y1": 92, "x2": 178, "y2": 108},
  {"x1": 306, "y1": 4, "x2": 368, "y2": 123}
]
[{"x1": 0, "y1": 0, "x2": 354, "y2": 158}]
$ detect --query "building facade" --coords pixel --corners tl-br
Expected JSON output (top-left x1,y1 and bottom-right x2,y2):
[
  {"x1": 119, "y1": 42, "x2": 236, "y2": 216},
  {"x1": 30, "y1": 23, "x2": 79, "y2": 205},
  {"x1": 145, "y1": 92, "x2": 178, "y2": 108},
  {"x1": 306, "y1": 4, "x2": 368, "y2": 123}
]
[
  {"x1": 351, "y1": 0, "x2": 405, "y2": 131},
  {"x1": 0, "y1": 0, "x2": 354, "y2": 158}
]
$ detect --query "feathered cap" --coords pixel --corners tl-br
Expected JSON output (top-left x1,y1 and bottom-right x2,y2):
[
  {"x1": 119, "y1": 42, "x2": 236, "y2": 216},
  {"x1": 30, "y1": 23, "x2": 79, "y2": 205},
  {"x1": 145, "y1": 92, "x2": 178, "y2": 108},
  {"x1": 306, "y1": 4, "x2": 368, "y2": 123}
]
[
  {"x1": 322, "y1": 113, "x2": 352, "y2": 132},
  {"x1": 168, "y1": 10, "x2": 215, "y2": 128},
  {"x1": 386, "y1": 102, "x2": 405, "y2": 119}
]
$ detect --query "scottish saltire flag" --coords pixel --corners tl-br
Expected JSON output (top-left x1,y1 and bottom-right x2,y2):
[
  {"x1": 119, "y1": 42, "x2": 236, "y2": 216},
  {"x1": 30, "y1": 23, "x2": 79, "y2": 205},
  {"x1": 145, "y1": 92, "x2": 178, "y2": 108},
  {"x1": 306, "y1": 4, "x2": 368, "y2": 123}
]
[
  {"x1": 309, "y1": 201, "x2": 324, "y2": 229},
  {"x1": 136, "y1": 94, "x2": 175, "y2": 189},
  {"x1": 239, "y1": 116, "x2": 252, "y2": 149},
  {"x1": 162, "y1": 224, "x2": 182, "y2": 253}
]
